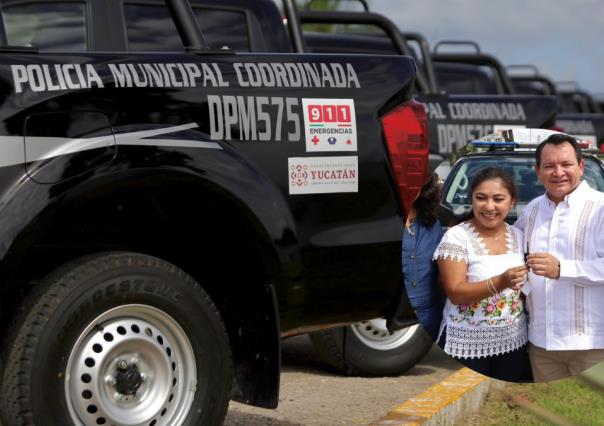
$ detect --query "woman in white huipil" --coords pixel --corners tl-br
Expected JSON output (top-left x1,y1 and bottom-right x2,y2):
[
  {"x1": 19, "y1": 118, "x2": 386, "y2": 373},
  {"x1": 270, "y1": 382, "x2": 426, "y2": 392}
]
[{"x1": 434, "y1": 167, "x2": 532, "y2": 382}]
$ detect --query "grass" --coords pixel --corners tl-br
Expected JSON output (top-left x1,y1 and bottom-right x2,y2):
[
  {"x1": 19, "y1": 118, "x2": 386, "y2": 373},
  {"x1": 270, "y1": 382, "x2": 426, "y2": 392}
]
[{"x1": 459, "y1": 362, "x2": 604, "y2": 426}]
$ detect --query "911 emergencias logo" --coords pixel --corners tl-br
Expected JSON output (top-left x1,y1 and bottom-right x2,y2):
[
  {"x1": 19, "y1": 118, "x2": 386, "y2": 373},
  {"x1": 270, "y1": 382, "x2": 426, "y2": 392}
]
[{"x1": 302, "y1": 99, "x2": 357, "y2": 152}]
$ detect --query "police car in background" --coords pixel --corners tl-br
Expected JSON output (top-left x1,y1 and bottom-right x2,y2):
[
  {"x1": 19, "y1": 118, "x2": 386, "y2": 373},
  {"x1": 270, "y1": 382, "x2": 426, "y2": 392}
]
[{"x1": 438, "y1": 129, "x2": 604, "y2": 227}]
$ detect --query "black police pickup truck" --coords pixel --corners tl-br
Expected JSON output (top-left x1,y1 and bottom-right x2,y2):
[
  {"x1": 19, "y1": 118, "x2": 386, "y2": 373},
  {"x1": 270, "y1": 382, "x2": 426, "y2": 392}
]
[
  {"x1": 295, "y1": 7, "x2": 559, "y2": 158},
  {"x1": 507, "y1": 67, "x2": 604, "y2": 151},
  {"x1": 0, "y1": 1, "x2": 429, "y2": 425},
  {"x1": 422, "y1": 50, "x2": 604, "y2": 152}
]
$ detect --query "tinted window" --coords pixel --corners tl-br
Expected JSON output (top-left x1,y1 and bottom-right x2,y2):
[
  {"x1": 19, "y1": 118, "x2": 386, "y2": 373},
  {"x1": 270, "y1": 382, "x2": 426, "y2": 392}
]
[
  {"x1": 557, "y1": 94, "x2": 576, "y2": 113},
  {"x1": 442, "y1": 157, "x2": 536, "y2": 222},
  {"x1": 124, "y1": 4, "x2": 249, "y2": 52},
  {"x1": 558, "y1": 93, "x2": 592, "y2": 113},
  {"x1": 3, "y1": 2, "x2": 87, "y2": 52},
  {"x1": 512, "y1": 80, "x2": 549, "y2": 96},
  {"x1": 583, "y1": 158, "x2": 604, "y2": 192},
  {"x1": 124, "y1": 4, "x2": 182, "y2": 51},
  {"x1": 434, "y1": 63, "x2": 498, "y2": 95},
  {"x1": 193, "y1": 8, "x2": 249, "y2": 51}
]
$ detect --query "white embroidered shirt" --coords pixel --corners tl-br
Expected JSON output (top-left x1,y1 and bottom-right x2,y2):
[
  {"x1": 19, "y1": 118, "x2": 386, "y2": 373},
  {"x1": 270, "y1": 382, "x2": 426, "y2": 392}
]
[
  {"x1": 515, "y1": 181, "x2": 604, "y2": 350},
  {"x1": 433, "y1": 222, "x2": 527, "y2": 359}
]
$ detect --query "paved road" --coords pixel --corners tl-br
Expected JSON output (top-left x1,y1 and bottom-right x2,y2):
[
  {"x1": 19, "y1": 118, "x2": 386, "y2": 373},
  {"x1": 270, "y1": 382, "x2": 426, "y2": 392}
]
[{"x1": 225, "y1": 334, "x2": 462, "y2": 426}]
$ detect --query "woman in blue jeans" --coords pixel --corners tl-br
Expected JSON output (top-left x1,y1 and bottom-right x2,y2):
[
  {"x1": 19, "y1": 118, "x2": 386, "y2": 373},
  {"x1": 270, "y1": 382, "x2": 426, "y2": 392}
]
[{"x1": 402, "y1": 173, "x2": 445, "y2": 340}]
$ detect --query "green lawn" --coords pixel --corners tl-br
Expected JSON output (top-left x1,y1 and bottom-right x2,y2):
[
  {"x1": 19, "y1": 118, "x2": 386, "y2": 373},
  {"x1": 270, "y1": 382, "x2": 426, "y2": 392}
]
[{"x1": 461, "y1": 362, "x2": 604, "y2": 426}]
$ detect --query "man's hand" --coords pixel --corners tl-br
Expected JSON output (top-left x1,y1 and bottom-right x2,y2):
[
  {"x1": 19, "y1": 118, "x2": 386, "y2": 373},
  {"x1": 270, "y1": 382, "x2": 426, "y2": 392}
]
[{"x1": 526, "y1": 253, "x2": 561, "y2": 279}]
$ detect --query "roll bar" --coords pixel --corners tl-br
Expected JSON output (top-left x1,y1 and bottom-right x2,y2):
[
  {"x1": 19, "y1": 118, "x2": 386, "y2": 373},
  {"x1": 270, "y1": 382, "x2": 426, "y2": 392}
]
[
  {"x1": 0, "y1": 4, "x2": 6, "y2": 46},
  {"x1": 511, "y1": 76, "x2": 557, "y2": 96},
  {"x1": 433, "y1": 40, "x2": 480, "y2": 55},
  {"x1": 506, "y1": 64, "x2": 540, "y2": 76},
  {"x1": 507, "y1": 65, "x2": 557, "y2": 96},
  {"x1": 556, "y1": 85, "x2": 600, "y2": 113},
  {"x1": 432, "y1": 51, "x2": 515, "y2": 95},
  {"x1": 282, "y1": 0, "x2": 306, "y2": 53},
  {"x1": 304, "y1": 0, "x2": 370, "y2": 12},
  {"x1": 555, "y1": 81, "x2": 581, "y2": 91},
  {"x1": 402, "y1": 31, "x2": 438, "y2": 95},
  {"x1": 281, "y1": 3, "x2": 436, "y2": 94},
  {"x1": 165, "y1": 0, "x2": 208, "y2": 50},
  {"x1": 299, "y1": 10, "x2": 433, "y2": 94}
]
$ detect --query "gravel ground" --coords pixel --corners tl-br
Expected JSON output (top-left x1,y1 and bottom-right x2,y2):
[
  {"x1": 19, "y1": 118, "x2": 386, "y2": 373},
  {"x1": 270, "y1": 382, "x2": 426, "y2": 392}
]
[{"x1": 225, "y1": 334, "x2": 462, "y2": 426}]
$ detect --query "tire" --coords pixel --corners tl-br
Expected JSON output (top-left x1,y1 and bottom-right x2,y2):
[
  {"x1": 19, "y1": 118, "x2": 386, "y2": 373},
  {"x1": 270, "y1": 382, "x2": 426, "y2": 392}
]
[
  {"x1": 310, "y1": 319, "x2": 433, "y2": 376},
  {"x1": 0, "y1": 252, "x2": 232, "y2": 426}
]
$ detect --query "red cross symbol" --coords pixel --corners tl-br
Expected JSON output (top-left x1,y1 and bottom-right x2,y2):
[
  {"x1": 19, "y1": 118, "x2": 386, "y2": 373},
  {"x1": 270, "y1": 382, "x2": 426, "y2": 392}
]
[
  {"x1": 346, "y1": 139, "x2": 352, "y2": 145},
  {"x1": 312, "y1": 136, "x2": 320, "y2": 145}
]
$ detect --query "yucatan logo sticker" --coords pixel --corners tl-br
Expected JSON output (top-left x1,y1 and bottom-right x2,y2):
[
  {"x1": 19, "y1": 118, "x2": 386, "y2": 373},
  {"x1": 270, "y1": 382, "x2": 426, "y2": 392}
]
[
  {"x1": 288, "y1": 156, "x2": 358, "y2": 194},
  {"x1": 290, "y1": 163, "x2": 309, "y2": 188}
]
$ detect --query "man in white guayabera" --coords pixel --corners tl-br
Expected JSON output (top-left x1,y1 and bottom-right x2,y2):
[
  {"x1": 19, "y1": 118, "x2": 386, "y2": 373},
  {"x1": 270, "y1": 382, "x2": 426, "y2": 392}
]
[{"x1": 515, "y1": 133, "x2": 604, "y2": 382}]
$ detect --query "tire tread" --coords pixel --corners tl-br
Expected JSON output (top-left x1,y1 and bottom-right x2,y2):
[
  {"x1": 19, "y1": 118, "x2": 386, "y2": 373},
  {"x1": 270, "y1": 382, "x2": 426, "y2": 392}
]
[
  {"x1": 310, "y1": 324, "x2": 433, "y2": 377},
  {"x1": 309, "y1": 328, "x2": 350, "y2": 374},
  {"x1": 1, "y1": 252, "x2": 232, "y2": 426}
]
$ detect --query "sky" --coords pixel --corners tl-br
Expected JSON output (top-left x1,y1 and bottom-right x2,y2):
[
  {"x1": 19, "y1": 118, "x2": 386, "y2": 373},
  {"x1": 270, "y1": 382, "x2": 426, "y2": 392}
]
[{"x1": 356, "y1": 0, "x2": 604, "y2": 97}]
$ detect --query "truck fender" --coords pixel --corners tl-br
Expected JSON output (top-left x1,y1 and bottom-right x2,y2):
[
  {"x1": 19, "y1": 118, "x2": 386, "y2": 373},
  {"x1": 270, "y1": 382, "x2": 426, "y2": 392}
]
[{"x1": 0, "y1": 130, "x2": 296, "y2": 408}]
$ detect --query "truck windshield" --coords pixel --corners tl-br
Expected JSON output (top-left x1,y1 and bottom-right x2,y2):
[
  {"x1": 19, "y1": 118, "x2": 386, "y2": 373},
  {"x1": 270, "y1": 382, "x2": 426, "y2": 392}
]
[{"x1": 442, "y1": 156, "x2": 604, "y2": 221}]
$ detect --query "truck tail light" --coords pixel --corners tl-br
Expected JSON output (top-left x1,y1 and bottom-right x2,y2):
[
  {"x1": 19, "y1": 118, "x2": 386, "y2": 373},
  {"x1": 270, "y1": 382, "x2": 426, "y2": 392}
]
[{"x1": 381, "y1": 99, "x2": 430, "y2": 218}]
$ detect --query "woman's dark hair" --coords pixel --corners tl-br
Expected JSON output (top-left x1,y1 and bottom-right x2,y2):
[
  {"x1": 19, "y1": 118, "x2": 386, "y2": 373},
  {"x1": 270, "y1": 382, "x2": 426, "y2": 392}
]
[
  {"x1": 414, "y1": 173, "x2": 442, "y2": 227},
  {"x1": 460, "y1": 167, "x2": 517, "y2": 222},
  {"x1": 470, "y1": 166, "x2": 517, "y2": 200}
]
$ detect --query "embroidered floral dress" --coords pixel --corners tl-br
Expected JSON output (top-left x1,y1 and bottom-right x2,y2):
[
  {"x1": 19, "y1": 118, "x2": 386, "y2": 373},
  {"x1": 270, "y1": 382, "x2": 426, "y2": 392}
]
[{"x1": 433, "y1": 222, "x2": 527, "y2": 359}]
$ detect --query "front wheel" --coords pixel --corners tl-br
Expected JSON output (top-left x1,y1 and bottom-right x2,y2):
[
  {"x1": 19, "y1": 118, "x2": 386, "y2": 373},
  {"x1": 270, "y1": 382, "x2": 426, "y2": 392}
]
[
  {"x1": 310, "y1": 319, "x2": 433, "y2": 376},
  {"x1": 0, "y1": 252, "x2": 232, "y2": 426}
]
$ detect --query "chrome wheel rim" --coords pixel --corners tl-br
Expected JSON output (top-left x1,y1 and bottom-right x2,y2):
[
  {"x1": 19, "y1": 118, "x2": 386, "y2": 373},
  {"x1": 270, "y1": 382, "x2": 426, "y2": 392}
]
[
  {"x1": 350, "y1": 319, "x2": 421, "y2": 351},
  {"x1": 65, "y1": 304, "x2": 196, "y2": 426}
]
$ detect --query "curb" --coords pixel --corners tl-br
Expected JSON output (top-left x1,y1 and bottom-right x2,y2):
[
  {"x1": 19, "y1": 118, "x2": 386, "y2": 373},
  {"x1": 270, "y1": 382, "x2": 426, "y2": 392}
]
[{"x1": 369, "y1": 367, "x2": 498, "y2": 425}]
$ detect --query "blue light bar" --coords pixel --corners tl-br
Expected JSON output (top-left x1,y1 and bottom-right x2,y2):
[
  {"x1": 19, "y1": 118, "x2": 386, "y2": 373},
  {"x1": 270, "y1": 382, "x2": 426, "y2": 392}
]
[{"x1": 471, "y1": 141, "x2": 518, "y2": 148}]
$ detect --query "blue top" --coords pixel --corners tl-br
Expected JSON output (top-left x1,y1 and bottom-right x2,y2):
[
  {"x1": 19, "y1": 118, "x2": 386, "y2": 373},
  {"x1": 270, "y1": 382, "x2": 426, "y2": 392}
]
[{"x1": 402, "y1": 219, "x2": 444, "y2": 341}]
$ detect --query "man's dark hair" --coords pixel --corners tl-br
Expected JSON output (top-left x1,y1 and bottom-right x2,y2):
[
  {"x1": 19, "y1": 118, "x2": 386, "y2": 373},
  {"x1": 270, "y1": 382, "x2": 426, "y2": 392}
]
[
  {"x1": 535, "y1": 133, "x2": 582, "y2": 166},
  {"x1": 414, "y1": 173, "x2": 441, "y2": 227}
]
